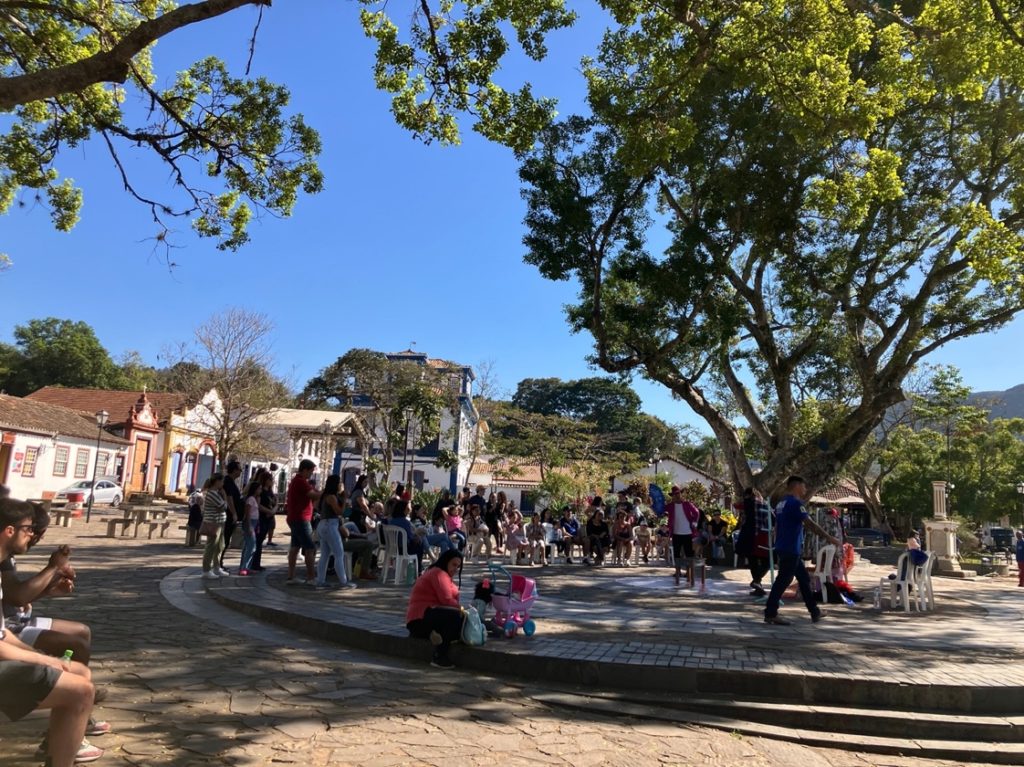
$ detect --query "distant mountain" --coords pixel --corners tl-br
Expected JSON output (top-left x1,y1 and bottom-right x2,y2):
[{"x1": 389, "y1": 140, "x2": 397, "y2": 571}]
[{"x1": 969, "y1": 384, "x2": 1024, "y2": 419}]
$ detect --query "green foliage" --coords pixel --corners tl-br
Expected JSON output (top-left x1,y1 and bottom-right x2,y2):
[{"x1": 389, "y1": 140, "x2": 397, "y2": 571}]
[
  {"x1": 518, "y1": 2, "x2": 1024, "y2": 495},
  {"x1": 300, "y1": 349, "x2": 456, "y2": 489},
  {"x1": 0, "y1": 317, "x2": 123, "y2": 395},
  {"x1": 359, "y1": 0, "x2": 575, "y2": 151}
]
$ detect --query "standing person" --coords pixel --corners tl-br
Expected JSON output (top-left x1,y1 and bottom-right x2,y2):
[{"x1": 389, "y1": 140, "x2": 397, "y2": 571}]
[
  {"x1": 879, "y1": 517, "x2": 895, "y2": 547},
  {"x1": 237, "y1": 480, "x2": 260, "y2": 576},
  {"x1": 220, "y1": 461, "x2": 243, "y2": 571},
  {"x1": 200, "y1": 474, "x2": 229, "y2": 579},
  {"x1": 1016, "y1": 530, "x2": 1024, "y2": 588},
  {"x1": 250, "y1": 471, "x2": 277, "y2": 571},
  {"x1": 741, "y1": 489, "x2": 772, "y2": 597},
  {"x1": 315, "y1": 475, "x2": 355, "y2": 590},
  {"x1": 0, "y1": 498, "x2": 100, "y2": 767},
  {"x1": 764, "y1": 475, "x2": 841, "y2": 626},
  {"x1": 485, "y1": 490, "x2": 507, "y2": 554},
  {"x1": 405, "y1": 549, "x2": 465, "y2": 669},
  {"x1": 285, "y1": 459, "x2": 320, "y2": 586},
  {"x1": 666, "y1": 486, "x2": 700, "y2": 587}
]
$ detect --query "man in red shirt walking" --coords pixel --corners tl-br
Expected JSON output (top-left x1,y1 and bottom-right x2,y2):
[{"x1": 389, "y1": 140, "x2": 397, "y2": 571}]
[{"x1": 286, "y1": 459, "x2": 320, "y2": 585}]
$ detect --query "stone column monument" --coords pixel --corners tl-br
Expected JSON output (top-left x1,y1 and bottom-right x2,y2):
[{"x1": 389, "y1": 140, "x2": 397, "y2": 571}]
[{"x1": 924, "y1": 480, "x2": 969, "y2": 577}]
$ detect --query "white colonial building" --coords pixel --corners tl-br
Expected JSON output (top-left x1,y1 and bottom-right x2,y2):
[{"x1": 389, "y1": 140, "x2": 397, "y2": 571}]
[
  {"x1": 336, "y1": 350, "x2": 480, "y2": 494},
  {"x1": 0, "y1": 394, "x2": 131, "y2": 501}
]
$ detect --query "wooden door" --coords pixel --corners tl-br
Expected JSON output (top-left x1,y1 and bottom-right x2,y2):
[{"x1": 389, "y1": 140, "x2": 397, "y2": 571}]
[
  {"x1": 0, "y1": 443, "x2": 10, "y2": 485},
  {"x1": 130, "y1": 439, "x2": 150, "y2": 492}
]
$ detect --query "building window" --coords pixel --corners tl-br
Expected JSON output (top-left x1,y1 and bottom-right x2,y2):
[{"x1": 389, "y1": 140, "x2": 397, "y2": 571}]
[
  {"x1": 96, "y1": 452, "x2": 109, "y2": 476},
  {"x1": 74, "y1": 448, "x2": 90, "y2": 478},
  {"x1": 53, "y1": 445, "x2": 70, "y2": 476},
  {"x1": 22, "y1": 446, "x2": 39, "y2": 478}
]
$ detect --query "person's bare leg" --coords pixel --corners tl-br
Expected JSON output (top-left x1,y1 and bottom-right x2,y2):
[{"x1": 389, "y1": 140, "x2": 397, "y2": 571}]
[
  {"x1": 37, "y1": 670, "x2": 94, "y2": 767},
  {"x1": 303, "y1": 547, "x2": 315, "y2": 580},
  {"x1": 32, "y1": 627, "x2": 91, "y2": 665},
  {"x1": 287, "y1": 546, "x2": 299, "y2": 579}
]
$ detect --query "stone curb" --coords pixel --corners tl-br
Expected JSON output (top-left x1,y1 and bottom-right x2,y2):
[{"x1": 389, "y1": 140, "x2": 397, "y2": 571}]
[{"x1": 202, "y1": 574, "x2": 1024, "y2": 716}]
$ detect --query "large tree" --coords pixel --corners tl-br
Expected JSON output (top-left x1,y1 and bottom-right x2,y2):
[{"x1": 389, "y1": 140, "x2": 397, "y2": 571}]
[
  {"x1": 299, "y1": 349, "x2": 454, "y2": 489},
  {"x1": 0, "y1": 0, "x2": 573, "y2": 253},
  {"x1": 518, "y1": 1, "x2": 1024, "y2": 496},
  {"x1": 164, "y1": 307, "x2": 289, "y2": 468},
  {"x1": 0, "y1": 317, "x2": 123, "y2": 395}
]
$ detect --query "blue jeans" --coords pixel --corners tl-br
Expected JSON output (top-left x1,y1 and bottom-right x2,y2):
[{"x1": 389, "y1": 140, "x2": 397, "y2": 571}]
[
  {"x1": 239, "y1": 524, "x2": 256, "y2": 572},
  {"x1": 316, "y1": 518, "x2": 348, "y2": 586},
  {"x1": 765, "y1": 552, "x2": 820, "y2": 619},
  {"x1": 423, "y1": 532, "x2": 454, "y2": 553}
]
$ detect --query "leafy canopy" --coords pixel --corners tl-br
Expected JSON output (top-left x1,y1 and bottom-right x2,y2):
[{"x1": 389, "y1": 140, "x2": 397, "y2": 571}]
[
  {"x1": 518, "y1": 0, "x2": 1024, "y2": 494},
  {"x1": 0, "y1": 0, "x2": 574, "y2": 254}
]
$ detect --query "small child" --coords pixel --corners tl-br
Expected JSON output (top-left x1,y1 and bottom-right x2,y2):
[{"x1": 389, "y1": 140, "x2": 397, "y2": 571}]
[
  {"x1": 635, "y1": 519, "x2": 653, "y2": 564},
  {"x1": 655, "y1": 521, "x2": 672, "y2": 562}
]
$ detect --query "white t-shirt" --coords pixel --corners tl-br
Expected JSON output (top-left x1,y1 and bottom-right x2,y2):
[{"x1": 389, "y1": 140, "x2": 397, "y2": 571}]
[
  {"x1": 671, "y1": 503, "x2": 693, "y2": 536},
  {"x1": 245, "y1": 496, "x2": 260, "y2": 522}
]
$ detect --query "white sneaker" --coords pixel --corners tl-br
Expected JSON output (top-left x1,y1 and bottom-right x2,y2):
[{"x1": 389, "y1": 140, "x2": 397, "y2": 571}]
[
  {"x1": 341, "y1": 582, "x2": 358, "y2": 590},
  {"x1": 216, "y1": 568, "x2": 231, "y2": 577},
  {"x1": 202, "y1": 571, "x2": 220, "y2": 580},
  {"x1": 285, "y1": 577, "x2": 302, "y2": 585}
]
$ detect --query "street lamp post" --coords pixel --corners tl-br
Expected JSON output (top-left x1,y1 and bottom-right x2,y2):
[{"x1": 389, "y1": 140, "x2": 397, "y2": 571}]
[
  {"x1": 402, "y1": 407, "x2": 414, "y2": 488},
  {"x1": 1016, "y1": 482, "x2": 1024, "y2": 530},
  {"x1": 652, "y1": 447, "x2": 661, "y2": 477},
  {"x1": 320, "y1": 419, "x2": 333, "y2": 479},
  {"x1": 86, "y1": 410, "x2": 109, "y2": 524}
]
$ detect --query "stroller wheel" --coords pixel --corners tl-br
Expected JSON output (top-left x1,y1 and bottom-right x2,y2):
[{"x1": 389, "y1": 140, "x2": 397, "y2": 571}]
[
  {"x1": 504, "y1": 620, "x2": 518, "y2": 638},
  {"x1": 522, "y1": 619, "x2": 536, "y2": 636}
]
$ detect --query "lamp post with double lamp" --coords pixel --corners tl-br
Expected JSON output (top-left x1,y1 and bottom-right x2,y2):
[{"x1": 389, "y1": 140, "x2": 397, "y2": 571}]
[
  {"x1": 1016, "y1": 482, "x2": 1024, "y2": 531},
  {"x1": 652, "y1": 447, "x2": 661, "y2": 477},
  {"x1": 86, "y1": 410, "x2": 109, "y2": 524}
]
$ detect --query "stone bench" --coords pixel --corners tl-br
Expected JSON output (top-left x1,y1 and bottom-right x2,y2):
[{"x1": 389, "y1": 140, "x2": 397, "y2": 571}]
[
  {"x1": 49, "y1": 508, "x2": 73, "y2": 528},
  {"x1": 136, "y1": 519, "x2": 173, "y2": 539},
  {"x1": 105, "y1": 518, "x2": 132, "y2": 538},
  {"x1": 180, "y1": 525, "x2": 202, "y2": 547}
]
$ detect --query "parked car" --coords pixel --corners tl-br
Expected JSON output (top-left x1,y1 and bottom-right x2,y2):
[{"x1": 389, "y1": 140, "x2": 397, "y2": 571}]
[
  {"x1": 53, "y1": 477, "x2": 123, "y2": 507},
  {"x1": 846, "y1": 527, "x2": 886, "y2": 545}
]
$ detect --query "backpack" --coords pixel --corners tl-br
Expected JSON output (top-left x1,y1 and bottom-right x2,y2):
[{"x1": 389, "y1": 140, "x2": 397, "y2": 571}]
[{"x1": 460, "y1": 605, "x2": 486, "y2": 647}]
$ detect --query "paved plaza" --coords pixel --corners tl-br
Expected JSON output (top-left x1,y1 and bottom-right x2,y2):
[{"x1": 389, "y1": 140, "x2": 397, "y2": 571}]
[{"x1": 1, "y1": 512, "x2": 1022, "y2": 766}]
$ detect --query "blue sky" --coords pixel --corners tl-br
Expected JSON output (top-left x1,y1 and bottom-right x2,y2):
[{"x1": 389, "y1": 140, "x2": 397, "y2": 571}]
[{"x1": 2, "y1": 1, "x2": 1022, "y2": 429}]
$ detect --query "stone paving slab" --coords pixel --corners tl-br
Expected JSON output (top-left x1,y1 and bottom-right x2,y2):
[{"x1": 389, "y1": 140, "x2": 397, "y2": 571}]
[{"x1": 1, "y1": 518, "x2": 1020, "y2": 767}]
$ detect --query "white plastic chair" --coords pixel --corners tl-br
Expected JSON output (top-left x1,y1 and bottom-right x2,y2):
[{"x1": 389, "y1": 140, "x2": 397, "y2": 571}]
[
  {"x1": 914, "y1": 551, "x2": 936, "y2": 611},
  {"x1": 885, "y1": 551, "x2": 917, "y2": 612},
  {"x1": 379, "y1": 525, "x2": 418, "y2": 586},
  {"x1": 812, "y1": 545, "x2": 837, "y2": 598}
]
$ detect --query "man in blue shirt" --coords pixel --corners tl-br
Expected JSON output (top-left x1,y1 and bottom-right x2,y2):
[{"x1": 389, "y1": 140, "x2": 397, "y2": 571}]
[
  {"x1": 764, "y1": 475, "x2": 841, "y2": 626},
  {"x1": 558, "y1": 506, "x2": 581, "y2": 564}
]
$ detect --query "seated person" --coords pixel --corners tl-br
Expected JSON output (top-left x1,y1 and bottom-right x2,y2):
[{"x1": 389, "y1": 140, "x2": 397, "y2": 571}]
[
  {"x1": 389, "y1": 500, "x2": 453, "y2": 567},
  {"x1": 525, "y1": 515, "x2": 548, "y2": 565},
  {"x1": 0, "y1": 498, "x2": 101, "y2": 767},
  {"x1": 438, "y1": 505, "x2": 467, "y2": 551},
  {"x1": 584, "y1": 509, "x2": 612, "y2": 566},
  {"x1": 557, "y1": 507, "x2": 582, "y2": 563},
  {"x1": 405, "y1": 550, "x2": 465, "y2": 669},
  {"x1": 464, "y1": 504, "x2": 490, "y2": 559},
  {"x1": 655, "y1": 520, "x2": 672, "y2": 561},
  {"x1": 612, "y1": 510, "x2": 634, "y2": 566},
  {"x1": 504, "y1": 510, "x2": 529, "y2": 564},
  {"x1": 706, "y1": 509, "x2": 729, "y2": 564},
  {"x1": 2, "y1": 505, "x2": 110, "y2": 743},
  {"x1": 635, "y1": 518, "x2": 653, "y2": 564}
]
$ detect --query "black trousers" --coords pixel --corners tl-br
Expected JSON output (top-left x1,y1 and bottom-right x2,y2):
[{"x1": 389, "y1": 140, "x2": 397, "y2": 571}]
[
  {"x1": 749, "y1": 556, "x2": 770, "y2": 585},
  {"x1": 407, "y1": 606, "x2": 463, "y2": 654},
  {"x1": 764, "y1": 553, "x2": 819, "y2": 619},
  {"x1": 251, "y1": 515, "x2": 274, "y2": 569},
  {"x1": 220, "y1": 518, "x2": 237, "y2": 566}
]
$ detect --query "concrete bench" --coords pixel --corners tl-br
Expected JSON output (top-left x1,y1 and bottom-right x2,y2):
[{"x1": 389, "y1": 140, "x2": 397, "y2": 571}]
[
  {"x1": 136, "y1": 519, "x2": 173, "y2": 539},
  {"x1": 180, "y1": 525, "x2": 202, "y2": 547},
  {"x1": 49, "y1": 508, "x2": 73, "y2": 528},
  {"x1": 105, "y1": 518, "x2": 132, "y2": 537}
]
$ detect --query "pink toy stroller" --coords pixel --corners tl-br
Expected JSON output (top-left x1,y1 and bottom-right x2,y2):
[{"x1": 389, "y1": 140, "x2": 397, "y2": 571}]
[{"x1": 487, "y1": 563, "x2": 538, "y2": 637}]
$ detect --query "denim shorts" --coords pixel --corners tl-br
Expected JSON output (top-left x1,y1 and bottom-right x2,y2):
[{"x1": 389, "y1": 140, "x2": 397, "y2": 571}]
[{"x1": 288, "y1": 519, "x2": 315, "y2": 550}]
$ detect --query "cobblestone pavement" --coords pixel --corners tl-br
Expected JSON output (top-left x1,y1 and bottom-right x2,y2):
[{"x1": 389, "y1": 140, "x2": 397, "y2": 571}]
[{"x1": 0, "y1": 514, "x2": 1015, "y2": 767}]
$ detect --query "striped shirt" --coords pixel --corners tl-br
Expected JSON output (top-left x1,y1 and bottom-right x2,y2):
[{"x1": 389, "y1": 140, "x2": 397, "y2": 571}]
[{"x1": 202, "y1": 489, "x2": 228, "y2": 524}]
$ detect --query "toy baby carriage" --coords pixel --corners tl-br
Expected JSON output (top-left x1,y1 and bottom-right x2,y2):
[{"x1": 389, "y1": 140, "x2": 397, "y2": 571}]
[{"x1": 487, "y1": 563, "x2": 538, "y2": 637}]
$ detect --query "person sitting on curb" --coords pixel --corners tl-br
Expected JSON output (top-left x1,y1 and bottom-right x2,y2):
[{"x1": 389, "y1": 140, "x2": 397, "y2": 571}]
[
  {"x1": 405, "y1": 549, "x2": 465, "y2": 669},
  {"x1": 0, "y1": 498, "x2": 101, "y2": 767},
  {"x1": 763, "y1": 475, "x2": 841, "y2": 626}
]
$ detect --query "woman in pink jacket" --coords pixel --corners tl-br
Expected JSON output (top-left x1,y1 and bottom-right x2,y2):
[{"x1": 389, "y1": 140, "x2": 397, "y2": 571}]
[
  {"x1": 405, "y1": 549, "x2": 464, "y2": 668},
  {"x1": 666, "y1": 486, "x2": 701, "y2": 587}
]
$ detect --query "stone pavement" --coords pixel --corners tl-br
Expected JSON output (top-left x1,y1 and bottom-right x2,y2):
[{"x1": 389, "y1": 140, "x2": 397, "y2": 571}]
[{"x1": 0, "y1": 513, "x2": 1018, "y2": 767}]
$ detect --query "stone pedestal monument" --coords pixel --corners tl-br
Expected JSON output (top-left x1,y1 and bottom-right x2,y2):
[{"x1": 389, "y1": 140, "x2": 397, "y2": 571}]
[{"x1": 924, "y1": 480, "x2": 971, "y2": 577}]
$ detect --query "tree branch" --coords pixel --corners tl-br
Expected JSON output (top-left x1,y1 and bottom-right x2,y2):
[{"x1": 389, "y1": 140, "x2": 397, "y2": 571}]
[{"x1": 0, "y1": 0, "x2": 267, "y2": 111}]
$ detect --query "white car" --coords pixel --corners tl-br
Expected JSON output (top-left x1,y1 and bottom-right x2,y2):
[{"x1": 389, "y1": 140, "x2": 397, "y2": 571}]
[{"x1": 54, "y1": 477, "x2": 124, "y2": 507}]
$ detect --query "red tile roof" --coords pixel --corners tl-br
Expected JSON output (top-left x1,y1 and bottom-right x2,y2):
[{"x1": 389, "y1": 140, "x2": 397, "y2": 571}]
[
  {"x1": 25, "y1": 387, "x2": 189, "y2": 427},
  {"x1": 0, "y1": 395, "x2": 130, "y2": 444}
]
